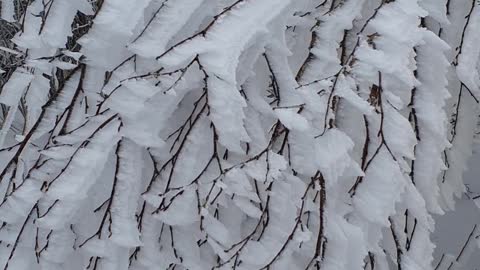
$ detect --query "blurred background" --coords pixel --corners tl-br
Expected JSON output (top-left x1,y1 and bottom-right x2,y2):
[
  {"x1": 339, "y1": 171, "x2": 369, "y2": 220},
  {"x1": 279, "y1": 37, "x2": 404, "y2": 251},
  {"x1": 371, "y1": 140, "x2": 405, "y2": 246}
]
[{"x1": 433, "y1": 143, "x2": 480, "y2": 269}]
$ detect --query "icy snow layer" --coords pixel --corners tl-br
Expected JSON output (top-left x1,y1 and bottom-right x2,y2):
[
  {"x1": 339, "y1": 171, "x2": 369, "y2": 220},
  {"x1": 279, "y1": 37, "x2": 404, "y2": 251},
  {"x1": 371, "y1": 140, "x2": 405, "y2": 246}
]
[{"x1": 0, "y1": 0, "x2": 478, "y2": 269}]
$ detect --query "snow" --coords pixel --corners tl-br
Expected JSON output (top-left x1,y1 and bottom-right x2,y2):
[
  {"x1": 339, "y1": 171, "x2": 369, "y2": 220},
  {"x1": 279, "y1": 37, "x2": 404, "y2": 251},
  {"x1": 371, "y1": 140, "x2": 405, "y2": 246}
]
[
  {"x1": 0, "y1": 68, "x2": 34, "y2": 147},
  {"x1": 40, "y1": 0, "x2": 93, "y2": 48},
  {"x1": 0, "y1": 0, "x2": 14, "y2": 22},
  {"x1": 456, "y1": 4, "x2": 480, "y2": 97},
  {"x1": 129, "y1": 0, "x2": 206, "y2": 57},
  {"x1": 0, "y1": 0, "x2": 479, "y2": 269},
  {"x1": 109, "y1": 139, "x2": 143, "y2": 247},
  {"x1": 0, "y1": 68, "x2": 33, "y2": 107}
]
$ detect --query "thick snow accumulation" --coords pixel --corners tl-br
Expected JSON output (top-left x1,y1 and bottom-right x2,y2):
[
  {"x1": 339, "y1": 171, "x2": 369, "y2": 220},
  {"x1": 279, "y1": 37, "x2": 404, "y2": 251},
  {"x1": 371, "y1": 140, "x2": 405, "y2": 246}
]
[{"x1": 0, "y1": 0, "x2": 478, "y2": 269}]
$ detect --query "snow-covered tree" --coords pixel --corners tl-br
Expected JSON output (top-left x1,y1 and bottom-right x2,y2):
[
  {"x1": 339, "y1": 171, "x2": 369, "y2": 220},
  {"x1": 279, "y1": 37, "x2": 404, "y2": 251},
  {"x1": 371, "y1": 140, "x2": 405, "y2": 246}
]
[{"x1": 0, "y1": 0, "x2": 478, "y2": 269}]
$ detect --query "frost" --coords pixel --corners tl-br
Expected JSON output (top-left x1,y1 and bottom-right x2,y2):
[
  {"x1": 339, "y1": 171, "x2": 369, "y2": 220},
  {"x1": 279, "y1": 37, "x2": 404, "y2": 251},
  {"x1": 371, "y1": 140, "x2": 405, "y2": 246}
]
[
  {"x1": 456, "y1": 4, "x2": 480, "y2": 97},
  {"x1": 0, "y1": 0, "x2": 14, "y2": 22},
  {"x1": 0, "y1": 0, "x2": 478, "y2": 269}
]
